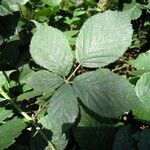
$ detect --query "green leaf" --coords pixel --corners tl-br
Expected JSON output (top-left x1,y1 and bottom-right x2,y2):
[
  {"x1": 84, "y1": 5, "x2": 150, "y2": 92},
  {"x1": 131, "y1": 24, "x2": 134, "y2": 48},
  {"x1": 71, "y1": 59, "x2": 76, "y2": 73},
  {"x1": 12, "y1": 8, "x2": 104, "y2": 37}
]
[
  {"x1": 19, "y1": 64, "x2": 34, "y2": 83},
  {"x1": 113, "y1": 125, "x2": 136, "y2": 150},
  {"x1": 48, "y1": 84, "x2": 79, "y2": 131},
  {"x1": 30, "y1": 21, "x2": 73, "y2": 76},
  {"x1": 0, "y1": 0, "x2": 29, "y2": 16},
  {"x1": 0, "y1": 108, "x2": 13, "y2": 123},
  {"x1": 41, "y1": 0, "x2": 61, "y2": 6},
  {"x1": 34, "y1": 6, "x2": 59, "y2": 19},
  {"x1": 73, "y1": 69, "x2": 141, "y2": 118},
  {"x1": 123, "y1": 1, "x2": 142, "y2": 20},
  {"x1": 64, "y1": 30, "x2": 78, "y2": 46},
  {"x1": 74, "y1": 106, "x2": 117, "y2": 150},
  {"x1": 130, "y1": 50, "x2": 150, "y2": 73},
  {"x1": 147, "y1": 0, "x2": 150, "y2": 9},
  {"x1": 0, "y1": 118, "x2": 27, "y2": 150},
  {"x1": 0, "y1": 70, "x2": 13, "y2": 87},
  {"x1": 0, "y1": 98, "x2": 6, "y2": 102},
  {"x1": 38, "y1": 115, "x2": 68, "y2": 150},
  {"x1": 0, "y1": 72, "x2": 7, "y2": 86},
  {"x1": 134, "y1": 72, "x2": 150, "y2": 121},
  {"x1": 17, "y1": 90, "x2": 40, "y2": 101},
  {"x1": 76, "y1": 10, "x2": 133, "y2": 68},
  {"x1": 0, "y1": 5, "x2": 12, "y2": 16},
  {"x1": 26, "y1": 70, "x2": 64, "y2": 92},
  {"x1": 136, "y1": 129, "x2": 150, "y2": 150},
  {"x1": 135, "y1": 72, "x2": 150, "y2": 106}
]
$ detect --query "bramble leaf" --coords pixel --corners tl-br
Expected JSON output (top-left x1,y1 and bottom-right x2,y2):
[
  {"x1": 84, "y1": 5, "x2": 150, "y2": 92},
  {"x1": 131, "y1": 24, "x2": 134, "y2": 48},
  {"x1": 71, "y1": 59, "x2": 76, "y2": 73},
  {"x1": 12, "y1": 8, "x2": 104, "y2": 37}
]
[
  {"x1": 113, "y1": 125, "x2": 136, "y2": 150},
  {"x1": 76, "y1": 10, "x2": 133, "y2": 68},
  {"x1": 73, "y1": 69, "x2": 141, "y2": 118},
  {"x1": 37, "y1": 115, "x2": 68, "y2": 150},
  {"x1": 74, "y1": 106, "x2": 118, "y2": 150},
  {"x1": 48, "y1": 84, "x2": 79, "y2": 131},
  {"x1": 0, "y1": 0, "x2": 29, "y2": 15},
  {"x1": 135, "y1": 72, "x2": 150, "y2": 106},
  {"x1": 26, "y1": 70, "x2": 64, "y2": 92},
  {"x1": 136, "y1": 129, "x2": 150, "y2": 150},
  {"x1": 123, "y1": 1, "x2": 142, "y2": 20},
  {"x1": 0, "y1": 108, "x2": 13, "y2": 123},
  {"x1": 30, "y1": 21, "x2": 73, "y2": 76},
  {"x1": 0, "y1": 118, "x2": 26, "y2": 150},
  {"x1": 130, "y1": 50, "x2": 150, "y2": 74},
  {"x1": 134, "y1": 72, "x2": 150, "y2": 121}
]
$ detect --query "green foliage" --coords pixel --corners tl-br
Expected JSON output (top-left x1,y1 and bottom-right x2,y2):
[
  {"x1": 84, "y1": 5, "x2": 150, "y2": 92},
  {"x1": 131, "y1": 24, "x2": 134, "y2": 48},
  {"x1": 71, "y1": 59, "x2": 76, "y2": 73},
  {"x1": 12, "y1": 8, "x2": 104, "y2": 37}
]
[
  {"x1": 73, "y1": 69, "x2": 141, "y2": 118},
  {"x1": 47, "y1": 84, "x2": 79, "y2": 131},
  {"x1": 0, "y1": 118, "x2": 27, "y2": 150},
  {"x1": 0, "y1": 0, "x2": 29, "y2": 16},
  {"x1": 130, "y1": 50, "x2": 150, "y2": 74},
  {"x1": 30, "y1": 21, "x2": 73, "y2": 76},
  {"x1": 123, "y1": 0, "x2": 142, "y2": 20},
  {"x1": 74, "y1": 106, "x2": 118, "y2": 150},
  {"x1": 76, "y1": 10, "x2": 133, "y2": 68},
  {"x1": 0, "y1": 0, "x2": 150, "y2": 149}
]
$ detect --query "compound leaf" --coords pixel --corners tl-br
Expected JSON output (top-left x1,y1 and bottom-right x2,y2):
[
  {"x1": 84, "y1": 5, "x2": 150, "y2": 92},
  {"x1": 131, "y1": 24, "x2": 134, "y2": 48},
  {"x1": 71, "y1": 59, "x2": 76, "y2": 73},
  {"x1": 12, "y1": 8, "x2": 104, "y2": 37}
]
[{"x1": 76, "y1": 10, "x2": 133, "y2": 68}]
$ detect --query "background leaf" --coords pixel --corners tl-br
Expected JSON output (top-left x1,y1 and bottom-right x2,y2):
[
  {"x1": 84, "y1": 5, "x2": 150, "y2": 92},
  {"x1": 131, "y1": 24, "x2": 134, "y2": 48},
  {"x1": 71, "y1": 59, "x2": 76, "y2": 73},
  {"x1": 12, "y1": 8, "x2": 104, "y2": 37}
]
[
  {"x1": 123, "y1": 1, "x2": 142, "y2": 20},
  {"x1": 130, "y1": 50, "x2": 150, "y2": 74},
  {"x1": 0, "y1": 118, "x2": 27, "y2": 150},
  {"x1": 1, "y1": 0, "x2": 29, "y2": 14},
  {"x1": 0, "y1": 108, "x2": 13, "y2": 123},
  {"x1": 113, "y1": 125, "x2": 136, "y2": 150},
  {"x1": 41, "y1": 0, "x2": 62, "y2": 7},
  {"x1": 76, "y1": 10, "x2": 133, "y2": 68},
  {"x1": 136, "y1": 129, "x2": 150, "y2": 150},
  {"x1": 135, "y1": 72, "x2": 150, "y2": 106},
  {"x1": 134, "y1": 72, "x2": 150, "y2": 122}
]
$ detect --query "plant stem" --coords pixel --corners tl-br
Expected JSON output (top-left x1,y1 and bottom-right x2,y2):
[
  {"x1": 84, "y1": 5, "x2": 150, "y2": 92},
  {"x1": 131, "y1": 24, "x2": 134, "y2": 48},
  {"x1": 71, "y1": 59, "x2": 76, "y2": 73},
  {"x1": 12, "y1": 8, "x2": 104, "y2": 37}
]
[
  {"x1": 112, "y1": 64, "x2": 128, "y2": 72},
  {"x1": 0, "y1": 87, "x2": 55, "y2": 150},
  {"x1": 66, "y1": 64, "x2": 81, "y2": 83},
  {"x1": 34, "y1": 100, "x2": 50, "y2": 119}
]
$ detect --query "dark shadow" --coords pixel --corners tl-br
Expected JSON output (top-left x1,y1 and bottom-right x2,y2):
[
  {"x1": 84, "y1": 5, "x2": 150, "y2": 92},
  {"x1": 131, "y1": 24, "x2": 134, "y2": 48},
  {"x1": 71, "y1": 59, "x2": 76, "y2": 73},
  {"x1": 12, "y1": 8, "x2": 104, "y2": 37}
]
[
  {"x1": 30, "y1": 128, "x2": 52, "y2": 150},
  {"x1": 0, "y1": 13, "x2": 19, "y2": 38}
]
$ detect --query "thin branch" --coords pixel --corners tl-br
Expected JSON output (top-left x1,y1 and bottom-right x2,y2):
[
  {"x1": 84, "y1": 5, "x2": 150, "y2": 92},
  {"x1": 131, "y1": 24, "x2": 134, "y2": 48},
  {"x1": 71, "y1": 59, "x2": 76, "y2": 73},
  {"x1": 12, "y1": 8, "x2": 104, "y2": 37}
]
[
  {"x1": 65, "y1": 64, "x2": 81, "y2": 83},
  {"x1": 112, "y1": 64, "x2": 128, "y2": 72},
  {"x1": 34, "y1": 100, "x2": 50, "y2": 119}
]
